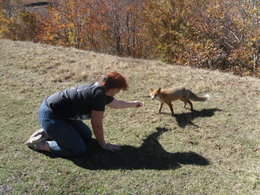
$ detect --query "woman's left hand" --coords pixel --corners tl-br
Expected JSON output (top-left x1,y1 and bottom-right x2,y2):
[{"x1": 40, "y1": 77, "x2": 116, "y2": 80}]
[{"x1": 103, "y1": 143, "x2": 121, "y2": 152}]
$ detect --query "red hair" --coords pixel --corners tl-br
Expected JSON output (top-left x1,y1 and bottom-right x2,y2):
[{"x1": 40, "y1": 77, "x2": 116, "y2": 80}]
[{"x1": 102, "y1": 72, "x2": 128, "y2": 90}]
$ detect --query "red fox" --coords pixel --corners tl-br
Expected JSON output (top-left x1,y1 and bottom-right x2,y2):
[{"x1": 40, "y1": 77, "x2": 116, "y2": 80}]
[{"x1": 149, "y1": 87, "x2": 210, "y2": 115}]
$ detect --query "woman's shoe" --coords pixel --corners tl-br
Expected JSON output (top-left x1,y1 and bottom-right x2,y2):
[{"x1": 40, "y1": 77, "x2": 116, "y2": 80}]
[
  {"x1": 27, "y1": 141, "x2": 46, "y2": 151},
  {"x1": 25, "y1": 128, "x2": 49, "y2": 147}
]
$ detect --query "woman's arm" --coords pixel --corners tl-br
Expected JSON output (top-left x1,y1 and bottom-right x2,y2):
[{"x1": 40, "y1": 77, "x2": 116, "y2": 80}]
[
  {"x1": 91, "y1": 110, "x2": 105, "y2": 147},
  {"x1": 91, "y1": 110, "x2": 120, "y2": 151},
  {"x1": 107, "y1": 98, "x2": 143, "y2": 109}
]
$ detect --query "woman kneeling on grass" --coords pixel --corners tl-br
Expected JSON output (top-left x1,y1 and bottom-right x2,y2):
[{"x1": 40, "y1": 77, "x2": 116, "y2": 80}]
[{"x1": 26, "y1": 72, "x2": 143, "y2": 157}]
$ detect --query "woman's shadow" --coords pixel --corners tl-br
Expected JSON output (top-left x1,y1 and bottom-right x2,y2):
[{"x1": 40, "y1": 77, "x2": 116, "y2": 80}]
[{"x1": 70, "y1": 127, "x2": 210, "y2": 170}]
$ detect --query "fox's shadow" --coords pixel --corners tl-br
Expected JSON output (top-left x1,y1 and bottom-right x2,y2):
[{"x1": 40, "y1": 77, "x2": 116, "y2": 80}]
[
  {"x1": 172, "y1": 108, "x2": 221, "y2": 128},
  {"x1": 158, "y1": 108, "x2": 221, "y2": 128},
  {"x1": 69, "y1": 127, "x2": 210, "y2": 170}
]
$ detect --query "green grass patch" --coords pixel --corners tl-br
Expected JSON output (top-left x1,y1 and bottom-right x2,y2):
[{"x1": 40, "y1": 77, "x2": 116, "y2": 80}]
[{"x1": 0, "y1": 39, "x2": 259, "y2": 194}]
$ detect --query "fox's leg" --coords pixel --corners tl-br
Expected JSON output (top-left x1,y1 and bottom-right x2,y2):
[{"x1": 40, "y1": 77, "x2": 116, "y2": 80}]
[
  {"x1": 158, "y1": 103, "x2": 163, "y2": 114},
  {"x1": 187, "y1": 100, "x2": 193, "y2": 111},
  {"x1": 180, "y1": 98, "x2": 187, "y2": 108},
  {"x1": 167, "y1": 103, "x2": 174, "y2": 115}
]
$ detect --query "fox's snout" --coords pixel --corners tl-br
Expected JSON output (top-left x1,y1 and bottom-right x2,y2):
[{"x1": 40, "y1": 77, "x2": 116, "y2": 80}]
[
  {"x1": 149, "y1": 88, "x2": 160, "y2": 100},
  {"x1": 149, "y1": 93, "x2": 156, "y2": 100}
]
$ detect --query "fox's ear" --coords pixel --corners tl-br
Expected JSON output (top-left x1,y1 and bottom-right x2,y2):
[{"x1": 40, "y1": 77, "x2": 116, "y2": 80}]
[
  {"x1": 150, "y1": 88, "x2": 153, "y2": 91},
  {"x1": 158, "y1": 88, "x2": 161, "y2": 93}
]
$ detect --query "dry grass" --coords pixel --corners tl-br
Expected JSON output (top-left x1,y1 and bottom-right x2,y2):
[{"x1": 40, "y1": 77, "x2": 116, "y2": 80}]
[{"x1": 0, "y1": 39, "x2": 259, "y2": 194}]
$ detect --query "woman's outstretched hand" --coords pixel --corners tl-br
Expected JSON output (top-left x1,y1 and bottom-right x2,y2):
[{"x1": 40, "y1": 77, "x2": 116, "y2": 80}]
[
  {"x1": 102, "y1": 143, "x2": 121, "y2": 152},
  {"x1": 132, "y1": 101, "x2": 143, "y2": 108}
]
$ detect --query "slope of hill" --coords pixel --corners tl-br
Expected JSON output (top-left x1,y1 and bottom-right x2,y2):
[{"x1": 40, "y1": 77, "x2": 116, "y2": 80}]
[{"x1": 0, "y1": 39, "x2": 259, "y2": 194}]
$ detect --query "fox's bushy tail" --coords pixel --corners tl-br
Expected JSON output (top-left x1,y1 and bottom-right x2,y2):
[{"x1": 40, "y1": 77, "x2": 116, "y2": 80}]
[{"x1": 189, "y1": 92, "x2": 210, "y2": 102}]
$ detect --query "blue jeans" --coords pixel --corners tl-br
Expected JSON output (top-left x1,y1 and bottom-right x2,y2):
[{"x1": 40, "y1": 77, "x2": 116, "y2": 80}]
[{"x1": 38, "y1": 101, "x2": 92, "y2": 157}]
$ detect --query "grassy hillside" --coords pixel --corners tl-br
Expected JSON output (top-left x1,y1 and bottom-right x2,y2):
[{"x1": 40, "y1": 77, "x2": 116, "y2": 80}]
[{"x1": 0, "y1": 39, "x2": 259, "y2": 194}]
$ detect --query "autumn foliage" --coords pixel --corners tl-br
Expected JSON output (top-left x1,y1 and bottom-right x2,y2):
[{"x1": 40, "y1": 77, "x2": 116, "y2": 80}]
[{"x1": 0, "y1": 0, "x2": 259, "y2": 77}]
